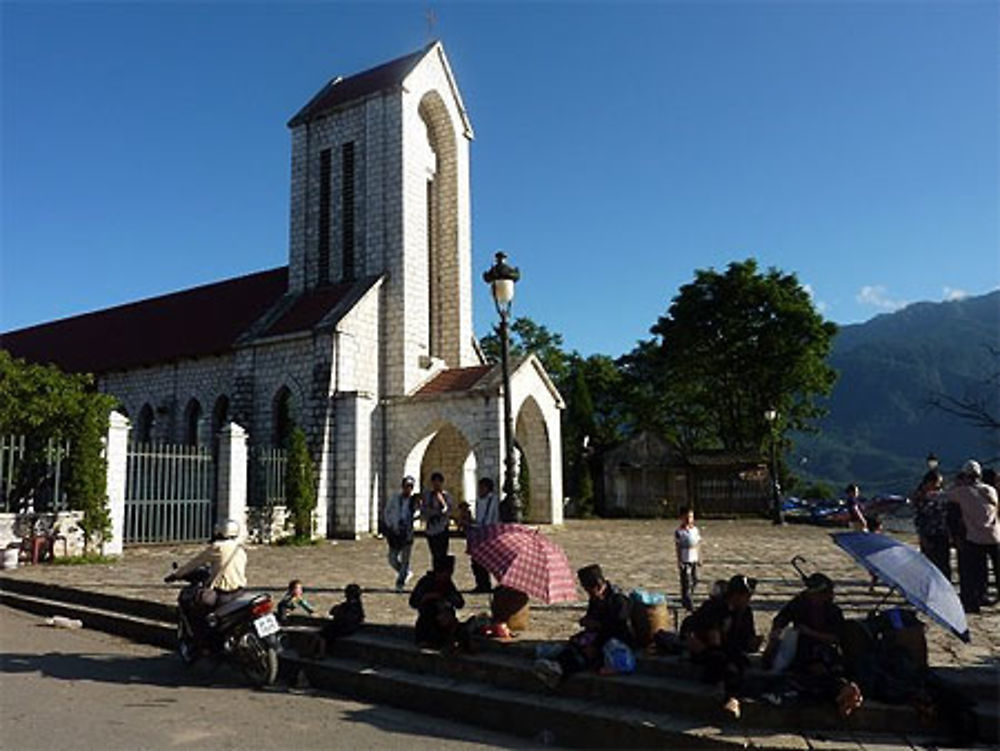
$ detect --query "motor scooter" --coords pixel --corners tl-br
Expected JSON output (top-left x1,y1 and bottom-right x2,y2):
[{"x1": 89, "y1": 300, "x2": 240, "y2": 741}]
[{"x1": 166, "y1": 563, "x2": 281, "y2": 687}]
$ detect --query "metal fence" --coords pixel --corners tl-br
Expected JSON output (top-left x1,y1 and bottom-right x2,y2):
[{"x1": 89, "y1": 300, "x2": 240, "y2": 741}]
[
  {"x1": 1, "y1": 435, "x2": 71, "y2": 513},
  {"x1": 250, "y1": 446, "x2": 286, "y2": 507},
  {"x1": 125, "y1": 442, "x2": 214, "y2": 544}
]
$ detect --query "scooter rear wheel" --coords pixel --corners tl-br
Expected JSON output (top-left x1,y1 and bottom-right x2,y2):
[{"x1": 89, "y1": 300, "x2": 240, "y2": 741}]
[{"x1": 240, "y1": 631, "x2": 278, "y2": 687}]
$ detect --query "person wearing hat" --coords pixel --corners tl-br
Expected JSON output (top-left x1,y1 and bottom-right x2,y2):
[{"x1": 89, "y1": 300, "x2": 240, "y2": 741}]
[
  {"x1": 681, "y1": 574, "x2": 762, "y2": 719},
  {"x1": 533, "y1": 564, "x2": 634, "y2": 688},
  {"x1": 762, "y1": 573, "x2": 862, "y2": 716},
  {"x1": 166, "y1": 519, "x2": 247, "y2": 634},
  {"x1": 948, "y1": 459, "x2": 1000, "y2": 612},
  {"x1": 383, "y1": 476, "x2": 419, "y2": 590},
  {"x1": 409, "y1": 554, "x2": 467, "y2": 649}
]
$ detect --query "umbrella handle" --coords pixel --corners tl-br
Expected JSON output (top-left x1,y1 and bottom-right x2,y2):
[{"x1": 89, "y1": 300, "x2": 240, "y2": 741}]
[
  {"x1": 790, "y1": 555, "x2": 808, "y2": 583},
  {"x1": 870, "y1": 583, "x2": 898, "y2": 615}
]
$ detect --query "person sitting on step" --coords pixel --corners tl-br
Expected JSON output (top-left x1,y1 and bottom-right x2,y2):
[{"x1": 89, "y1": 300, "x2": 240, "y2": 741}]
[
  {"x1": 409, "y1": 555, "x2": 469, "y2": 650},
  {"x1": 532, "y1": 564, "x2": 634, "y2": 688}
]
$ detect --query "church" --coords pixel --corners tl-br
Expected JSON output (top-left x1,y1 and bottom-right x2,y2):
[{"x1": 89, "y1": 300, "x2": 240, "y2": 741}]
[{"x1": 1, "y1": 42, "x2": 565, "y2": 538}]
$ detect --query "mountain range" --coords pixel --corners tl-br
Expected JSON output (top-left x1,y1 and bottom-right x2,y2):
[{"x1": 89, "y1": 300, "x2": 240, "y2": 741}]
[{"x1": 794, "y1": 289, "x2": 1000, "y2": 495}]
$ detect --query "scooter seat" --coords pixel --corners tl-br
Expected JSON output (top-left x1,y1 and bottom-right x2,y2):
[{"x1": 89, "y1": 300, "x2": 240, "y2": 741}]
[{"x1": 213, "y1": 594, "x2": 255, "y2": 618}]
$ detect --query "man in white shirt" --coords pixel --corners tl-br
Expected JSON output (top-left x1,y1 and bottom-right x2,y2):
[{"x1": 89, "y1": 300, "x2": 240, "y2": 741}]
[
  {"x1": 674, "y1": 506, "x2": 702, "y2": 610},
  {"x1": 469, "y1": 477, "x2": 499, "y2": 593},
  {"x1": 383, "y1": 476, "x2": 418, "y2": 590}
]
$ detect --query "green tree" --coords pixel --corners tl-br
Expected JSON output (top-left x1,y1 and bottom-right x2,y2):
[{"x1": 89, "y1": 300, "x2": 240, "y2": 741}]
[
  {"x1": 480, "y1": 317, "x2": 571, "y2": 386},
  {"x1": 564, "y1": 366, "x2": 595, "y2": 515},
  {"x1": 623, "y1": 259, "x2": 838, "y2": 460},
  {"x1": 284, "y1": 426, "x2": 317, "y2": 540},
  {"x1": 0, "y1": 351, "x2": 115, "y2": 548},
  {"x1": 65, "y1": 400, "x2": 113, "y2": 551}
]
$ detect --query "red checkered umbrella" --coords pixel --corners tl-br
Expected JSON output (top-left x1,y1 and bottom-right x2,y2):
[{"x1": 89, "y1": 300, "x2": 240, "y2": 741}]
[{"x1": 466, "y1": 523, "x2": 577, "y2": 604}]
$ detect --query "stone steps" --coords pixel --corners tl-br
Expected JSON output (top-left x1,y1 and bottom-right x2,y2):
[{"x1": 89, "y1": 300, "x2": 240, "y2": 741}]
[
  {"x1": 286, "y1": 628, "x2": 943, "y2": 739},
  {"x1": 1, "y1": 578, "x2": 993, "y2": 749}
]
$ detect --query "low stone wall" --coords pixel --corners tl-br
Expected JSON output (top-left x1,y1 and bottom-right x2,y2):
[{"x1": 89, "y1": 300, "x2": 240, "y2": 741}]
[{"x1": 0, "y1": 511, "x2": 86, "y2": 559}]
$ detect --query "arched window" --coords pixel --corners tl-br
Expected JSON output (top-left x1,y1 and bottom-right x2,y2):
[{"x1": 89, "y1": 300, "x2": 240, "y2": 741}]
[
  {"x1": 418, "y1": 91, "x2": 458, "y2": 365},
  {"x1": 136, "y1": 404, "x2": 154, "y2": 444},
  {"x1": 273, "y1": 387, "x2": 295, "y2": 449},
  {"x1": 211, "y1": 395, "x2": 230, "y2": 439},
  {"x1": 184, "y1": 399, "x2": 202, "y2": 446}
]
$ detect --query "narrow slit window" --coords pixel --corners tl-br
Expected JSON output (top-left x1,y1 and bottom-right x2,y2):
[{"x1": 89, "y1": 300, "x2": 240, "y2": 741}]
[
  {"x1": 318, "y1": 148, "x2": 332, "y2": 285},
  {"x1": 341, "y1": 142, "x2": 355, "y2": 281}
]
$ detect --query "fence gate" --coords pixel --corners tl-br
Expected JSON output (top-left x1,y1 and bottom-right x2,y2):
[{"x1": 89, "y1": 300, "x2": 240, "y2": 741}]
[{"x1": 125, "y1": 442, "x2": 214, "y2": 544}]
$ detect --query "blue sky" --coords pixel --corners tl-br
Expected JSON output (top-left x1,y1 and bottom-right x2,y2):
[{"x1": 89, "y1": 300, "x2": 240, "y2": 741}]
[{"x1": 2, "y1": 1, "x2": 997, "y2": 358}]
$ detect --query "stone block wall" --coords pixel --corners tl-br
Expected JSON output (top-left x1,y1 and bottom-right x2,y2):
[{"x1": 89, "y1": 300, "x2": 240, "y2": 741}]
[{"x1": 99, "y1": 354, "x2": 235, "y2": 444}]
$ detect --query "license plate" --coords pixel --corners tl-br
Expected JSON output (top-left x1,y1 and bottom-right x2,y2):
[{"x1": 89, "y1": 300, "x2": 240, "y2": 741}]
[{"x1": 253, "y1": 613, "x2": 280, "y2": 638}]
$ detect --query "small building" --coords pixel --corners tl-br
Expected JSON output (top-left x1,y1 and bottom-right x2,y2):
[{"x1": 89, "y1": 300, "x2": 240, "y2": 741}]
[{"x1": 601, "y1": 431, "x2": 770, "y2": 517}]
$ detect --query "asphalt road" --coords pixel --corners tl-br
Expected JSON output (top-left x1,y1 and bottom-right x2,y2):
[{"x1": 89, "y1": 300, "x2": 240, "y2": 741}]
[{"x1": 0, "y1": 605, "x2": 534, "y2": 750}]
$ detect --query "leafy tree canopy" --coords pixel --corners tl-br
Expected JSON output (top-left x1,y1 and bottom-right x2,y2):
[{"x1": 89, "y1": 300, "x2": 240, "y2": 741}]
[
  {"x1": 622, "y1": 259, "x2": 838, "y2": 455},
  {"x1": 480, "y1": 317, "x2": 571, "y2": 386}
]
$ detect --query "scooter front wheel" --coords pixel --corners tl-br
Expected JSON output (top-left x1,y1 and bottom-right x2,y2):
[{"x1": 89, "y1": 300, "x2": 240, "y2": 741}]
[{"x1": 177, "y1": 621, "x2": 198, "y2": 666}]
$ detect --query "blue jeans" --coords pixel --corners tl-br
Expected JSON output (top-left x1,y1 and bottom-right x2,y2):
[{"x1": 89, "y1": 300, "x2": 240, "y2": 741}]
[{"x1": 387, "y1": 541, "x2": 413, "y2": 588}]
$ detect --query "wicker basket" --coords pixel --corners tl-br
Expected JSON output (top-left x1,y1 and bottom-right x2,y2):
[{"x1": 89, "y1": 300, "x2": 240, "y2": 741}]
[
  {"x1": 631, "y1": 601, "x2": 671, "y2": 647},
  {"x1": 491, "y1": 586, "x2": 530, "y2": 632}
]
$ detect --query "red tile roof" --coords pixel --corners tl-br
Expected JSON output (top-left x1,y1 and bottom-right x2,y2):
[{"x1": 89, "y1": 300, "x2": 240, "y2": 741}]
[
  {"x1": 1, "y1": 268, "x2": 288, "y2": 374},
  {"x1": 287, "y1": 44, "x2": 431, "y2": 128},
  {"x1": 416, "y1": 365, "x2": 494, "y2": 396},
  {"x1": 263, "y1": 279, "x2": 358, "y2": 337}
]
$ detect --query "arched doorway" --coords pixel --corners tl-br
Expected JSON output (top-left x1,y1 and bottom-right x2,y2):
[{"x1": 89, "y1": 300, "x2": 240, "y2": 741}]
[
  {"x1": 404, "y1": 422, "x2": 477, "y2": 507},
  {"x1": 515, "y1": 396, "x2": 553, "y2": 523}
]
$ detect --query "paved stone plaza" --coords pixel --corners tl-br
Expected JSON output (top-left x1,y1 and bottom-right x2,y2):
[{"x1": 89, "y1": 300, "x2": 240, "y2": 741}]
[{"x1": 6, "y1": 519, "x2": 998, "y2": 674}]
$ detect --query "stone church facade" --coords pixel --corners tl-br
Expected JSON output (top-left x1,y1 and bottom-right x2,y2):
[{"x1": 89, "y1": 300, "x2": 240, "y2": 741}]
[{"x1": 2, "y1": 42, "x2": 564, "y2": 538}]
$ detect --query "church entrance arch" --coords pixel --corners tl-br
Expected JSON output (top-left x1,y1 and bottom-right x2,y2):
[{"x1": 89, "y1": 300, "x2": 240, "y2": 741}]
[
  {"x1": 403, "y1": 422, "x2": 478, "y2": 508},
  {"x1": 515, "y1": 396, "x2": 553, "y2": 523}
]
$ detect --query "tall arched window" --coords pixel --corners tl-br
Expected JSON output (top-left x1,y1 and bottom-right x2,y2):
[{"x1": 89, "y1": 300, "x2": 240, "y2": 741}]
[
  {"x1": 273, "y1": 387, "x2": 295, "y2": 449},
  {"x1": 418, "y1": 91, "x2": 458, "y2": 365},
  {"x1": 136, "y1": 404, "x2": 154, "y2": 444},
  {"x1": 184, "y1": 399, "x2": 202, "y2": 446}
]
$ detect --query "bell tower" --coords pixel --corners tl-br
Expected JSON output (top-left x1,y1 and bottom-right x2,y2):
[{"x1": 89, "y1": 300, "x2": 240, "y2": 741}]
[{"x1": 286, "y1": 42, "x2": 475, "y2": 395}]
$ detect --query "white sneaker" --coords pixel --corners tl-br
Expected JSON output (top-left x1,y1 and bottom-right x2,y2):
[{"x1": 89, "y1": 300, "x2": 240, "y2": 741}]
[
  {"x1": 533, "y1": 658, "x2": 563, "y2": 689},
  {"x1": 405, "y1": 571, "x2": 414, "y2": 584}
]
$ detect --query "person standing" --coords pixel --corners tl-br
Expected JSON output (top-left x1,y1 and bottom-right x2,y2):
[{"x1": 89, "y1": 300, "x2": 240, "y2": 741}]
[
  {"x1": 469, "y1": 477, "x2": 500, "y2": 593},
  {"x1": 421, "y1": 471, "x2": 453, "y2": 566},
  {"x1": 913, "y1": 470, "x2": 950, "y2": 580},
  {"x1": 674, "y1": 506, "x2": 702, "y2": 611},
  {"x1": 845, "y1": 483, "x2": 867, "y2": 531},
  {"x1": 948, "y1": 460, "x2": 1000, "y2": 613},
  {"x1": 384, "y1": 476, "x2": 418, "y2": 590}
]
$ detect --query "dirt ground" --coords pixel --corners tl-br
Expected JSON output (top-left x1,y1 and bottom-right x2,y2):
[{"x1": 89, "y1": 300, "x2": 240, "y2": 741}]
[{"x1": 5, "y1": 519, "x2": 997, "y2": 672}]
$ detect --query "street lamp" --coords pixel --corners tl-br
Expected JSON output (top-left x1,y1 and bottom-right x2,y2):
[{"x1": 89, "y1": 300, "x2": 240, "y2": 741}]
[
  {"x1": 926, "y1": 452, "x2": 939, "y2": 471},
  {"x1": 483, "y1": 251, "x2": 521, "y2": 522},
  {"x1": 763, "y1": 408, "x2": 784, "y2": 525}
]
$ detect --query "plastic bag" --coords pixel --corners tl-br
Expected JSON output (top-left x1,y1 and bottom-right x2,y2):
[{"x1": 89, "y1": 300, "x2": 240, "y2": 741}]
[
  {"x1": 602, "y1": 637, "x2": 636, "y2": 674},
  {"x1": 630, "y1": 588, "x2": 666, "y2": 606}
]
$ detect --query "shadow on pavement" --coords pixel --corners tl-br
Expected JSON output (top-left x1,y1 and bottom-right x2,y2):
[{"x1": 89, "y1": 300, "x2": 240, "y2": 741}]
[{"x1": 0, "y1": 648, "x2": 249, "y2": 690}]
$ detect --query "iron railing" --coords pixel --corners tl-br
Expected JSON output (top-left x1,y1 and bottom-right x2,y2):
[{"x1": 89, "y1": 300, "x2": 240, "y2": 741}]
[
  {"x1": 0, "y1": 435, "x2": 71, "y2": 513},
  {"x1": 124, "y1": 442, "x2": 214, "y2": 544}
]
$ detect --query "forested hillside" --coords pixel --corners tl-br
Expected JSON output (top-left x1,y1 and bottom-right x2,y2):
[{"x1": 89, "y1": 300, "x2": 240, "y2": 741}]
[{"x1": 795, "y1": 290, "x2": 999, "y2": 494}]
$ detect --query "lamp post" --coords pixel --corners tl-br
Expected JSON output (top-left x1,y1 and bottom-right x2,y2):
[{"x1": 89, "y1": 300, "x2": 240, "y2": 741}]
[
  {"x1": 926, "y1": 452, "x2": 939, "y2": 471},
  {"x1": 483, "y1": 251, "x2": 521, "y2": 522},
  {"x1": 764, "y1": 408, "x2": 784, "y2": 525}
]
